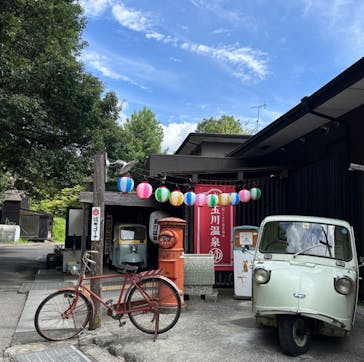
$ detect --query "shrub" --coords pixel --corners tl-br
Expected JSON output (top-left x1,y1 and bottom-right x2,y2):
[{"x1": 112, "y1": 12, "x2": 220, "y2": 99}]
[{"x1": 53, "y1": 217, "x2": 66, "y2": 242}]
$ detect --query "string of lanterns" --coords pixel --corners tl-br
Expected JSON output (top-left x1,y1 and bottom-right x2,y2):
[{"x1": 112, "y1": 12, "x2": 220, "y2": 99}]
[{"x1": 117, "y1": 176, "x2": 261, "y2": 207}]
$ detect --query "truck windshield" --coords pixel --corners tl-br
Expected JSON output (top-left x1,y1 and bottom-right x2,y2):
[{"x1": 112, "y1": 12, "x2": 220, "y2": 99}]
[
  {"x1": 259, "y1": 221, "x2": 352, "y2": 261},
  {"x1": 120, "y1": 226, "x2": 146, "y2": 241}
]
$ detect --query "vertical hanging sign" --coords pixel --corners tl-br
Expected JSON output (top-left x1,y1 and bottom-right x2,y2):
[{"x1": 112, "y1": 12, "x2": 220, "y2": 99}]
[
  {"x1": 194, "y1": 184, "x2": 236, "y2": 271},
  {"x1": 91, "y1": 207, "x2": 101, "y2": 241},
  {"x1": 104, "y1": 213, "x2": 113, "y2": 254}
]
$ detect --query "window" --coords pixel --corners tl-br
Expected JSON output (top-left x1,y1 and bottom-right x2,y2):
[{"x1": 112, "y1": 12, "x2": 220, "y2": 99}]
[{"x1": 259, "y1": 221, "x2": 352, "y2": 261}]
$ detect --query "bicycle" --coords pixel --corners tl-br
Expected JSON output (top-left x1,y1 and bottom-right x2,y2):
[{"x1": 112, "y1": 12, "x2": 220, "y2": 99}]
[{"x1": 34, "y1": 250, "x2": 182, "y2": 342}]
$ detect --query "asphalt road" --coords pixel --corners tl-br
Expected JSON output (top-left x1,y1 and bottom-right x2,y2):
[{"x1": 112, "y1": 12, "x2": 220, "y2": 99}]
[{"x1": 0, "y1": 243, "x2": 56, "y2": 357}]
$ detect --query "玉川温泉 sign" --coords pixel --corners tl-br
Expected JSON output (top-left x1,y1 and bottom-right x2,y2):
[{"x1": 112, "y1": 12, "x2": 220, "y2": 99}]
[{"x1": 194, "y1": 184, "x2": 235, "y2": 271}]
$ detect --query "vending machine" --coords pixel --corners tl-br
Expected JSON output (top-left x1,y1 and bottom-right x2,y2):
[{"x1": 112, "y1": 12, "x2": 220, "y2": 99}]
[{"x1": 232, "y1": 225, "x2": 259, "y2": 298}]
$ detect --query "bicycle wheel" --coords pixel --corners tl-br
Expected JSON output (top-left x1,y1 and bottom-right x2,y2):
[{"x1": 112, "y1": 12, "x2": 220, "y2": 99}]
[
  {"x1": 34, "y1": 289, "x2": 92, "y2": 341},
  {"x1": 126, "y1": 277, "x2": 181, "y2": 334}
]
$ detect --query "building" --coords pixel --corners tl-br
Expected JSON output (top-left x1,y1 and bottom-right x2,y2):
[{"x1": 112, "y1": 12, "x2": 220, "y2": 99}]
[{"x1": 79, "y1": 57, "x2": 364, "y2": 294}]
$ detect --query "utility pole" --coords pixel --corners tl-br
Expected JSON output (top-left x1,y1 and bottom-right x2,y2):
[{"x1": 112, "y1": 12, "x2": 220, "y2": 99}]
[{"x1": 89, "y1": 152, "x2": 106, "y2": 330}]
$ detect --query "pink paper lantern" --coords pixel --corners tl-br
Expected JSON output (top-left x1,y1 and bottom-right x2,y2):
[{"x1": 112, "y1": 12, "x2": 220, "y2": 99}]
[
  {"x1": 136, "y1": 181, "x2": 153, "y2": 199},
  {"x1": 239, "y1": 189, "x2": 251, "y2": 203},
  {"x1": 195, "y1": 193, "x2": 207, "y2": 207}
]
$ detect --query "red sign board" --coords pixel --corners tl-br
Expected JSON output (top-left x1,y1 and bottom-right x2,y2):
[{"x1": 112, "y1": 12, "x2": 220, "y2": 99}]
[{"x1": 194, "y1": 184, "x2": 236, "y2": 271}]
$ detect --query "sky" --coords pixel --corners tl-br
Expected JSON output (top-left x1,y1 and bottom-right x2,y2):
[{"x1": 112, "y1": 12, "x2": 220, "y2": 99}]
[{"x1": 79, "y1": 0, "x2": 364, "y2": 153}]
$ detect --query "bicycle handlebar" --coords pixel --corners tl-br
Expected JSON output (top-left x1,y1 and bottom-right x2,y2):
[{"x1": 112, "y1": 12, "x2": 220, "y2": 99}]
[
  {"x1": 80, "y1": 250, "x2": 98, "y2": 272},
  {"x1": 85, "y1": 258, "x2": 96, "y2": 265}
]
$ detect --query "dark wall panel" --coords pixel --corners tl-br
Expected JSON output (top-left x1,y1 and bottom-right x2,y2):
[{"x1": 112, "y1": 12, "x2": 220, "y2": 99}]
[{"x1": 236, "y1": 178, "x2": 285, "y2": 228}]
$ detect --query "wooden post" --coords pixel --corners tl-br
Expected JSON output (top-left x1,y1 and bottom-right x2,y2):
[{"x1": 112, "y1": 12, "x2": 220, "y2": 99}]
[{"x1": 89, "y1": 152, "x2": 106, "y2": 330}]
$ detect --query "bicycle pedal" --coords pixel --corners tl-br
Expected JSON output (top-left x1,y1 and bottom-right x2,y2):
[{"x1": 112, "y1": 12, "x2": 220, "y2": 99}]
[{"x1": 119, "y1": 321, "x2": 126, "y2": 327}]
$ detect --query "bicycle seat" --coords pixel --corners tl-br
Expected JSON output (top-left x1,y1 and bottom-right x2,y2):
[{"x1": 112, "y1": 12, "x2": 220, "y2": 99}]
[{"x1": 116, "y1": 264, "x2": 138, "y2": 274}]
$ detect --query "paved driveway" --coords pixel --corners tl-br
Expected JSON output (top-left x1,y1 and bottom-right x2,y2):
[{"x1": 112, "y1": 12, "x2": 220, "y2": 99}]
[{"x1": 93, "y1": 289, "x2": 364, "y2": 361}]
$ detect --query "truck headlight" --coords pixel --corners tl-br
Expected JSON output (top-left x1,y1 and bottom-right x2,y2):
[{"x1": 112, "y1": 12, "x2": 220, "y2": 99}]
[
  {"x1": 130, "y1": 245, "x2": 138, "y2": 253},
  {"x1": 254, "y1": 267, "x2": 271, "y2": 284},
  {"x1": 334, "y1": 276, "x2": 353, "y2": 295}
]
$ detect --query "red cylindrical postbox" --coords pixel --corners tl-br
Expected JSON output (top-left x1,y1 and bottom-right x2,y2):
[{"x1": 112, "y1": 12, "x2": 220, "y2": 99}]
[{"x1": 158, "y1": 217, "x2": 186, "y2": 301}]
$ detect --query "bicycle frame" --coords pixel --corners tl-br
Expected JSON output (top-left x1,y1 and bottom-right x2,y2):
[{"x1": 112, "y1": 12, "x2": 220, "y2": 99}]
[{"x1": 63, "y1": 269, "x2": 163, "y2": 320}]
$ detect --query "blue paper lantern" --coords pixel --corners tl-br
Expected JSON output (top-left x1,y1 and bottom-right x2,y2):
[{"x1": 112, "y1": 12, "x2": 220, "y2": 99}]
[
  {"x1": 184, "y1": 191, "x2": 196, "y2": 206},
  {"x1": 230, "y1": 192, "x2": 240, "y2": 205},
  {"x1": 117, "y1": 176, "x2": 134, "y2": 193}
]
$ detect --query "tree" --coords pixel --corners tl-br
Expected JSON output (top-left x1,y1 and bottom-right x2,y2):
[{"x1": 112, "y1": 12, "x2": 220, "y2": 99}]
[
  {"x1": 0, "y1": 0, "x2": 123, "y2": 197},
  {"x1": 31, "y1": 185, "x2": 84, "y2": 218},
  {"x1": 121, "y1": 107, "x2": 164, "y2": 176},
  {"x1": 196, "y1": 115, "x2": 248, "y2": 134}
]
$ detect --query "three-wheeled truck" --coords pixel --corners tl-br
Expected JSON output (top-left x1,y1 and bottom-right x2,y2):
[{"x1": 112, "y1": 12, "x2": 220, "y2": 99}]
[
  {"x1": 110, "y1": 223, "x2": 147, "y2": 270},
  {"x1": 252, "y1": 215, "x2": 363, "y2": 356}
]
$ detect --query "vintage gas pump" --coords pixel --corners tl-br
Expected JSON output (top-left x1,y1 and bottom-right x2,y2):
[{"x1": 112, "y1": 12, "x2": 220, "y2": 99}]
[
  {"x1": 233, "y1": 225, "x2": 259, "y2": 298},
  {"x1": 157, "y1": 217, "x2": 186, "y2": 298}
]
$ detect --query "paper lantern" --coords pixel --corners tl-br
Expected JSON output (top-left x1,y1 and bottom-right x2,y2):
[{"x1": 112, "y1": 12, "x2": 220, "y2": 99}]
[
  {"x1": 195, "y1": 193, "x2": 207, "y2": 207},
  {"x1": 184, "y1": 191, "x2": 196, "y2": 206},
  {"x1": 239, "y1": 189, "x2": 251, "y2": 203},
  {"x1": 250, "y1": 187, "x2": 262, "y2": 200},
  {"x1": 207, "y1": 194, "x2": 219, "y2": 207},
  {"x1": 117, "y1": 176, "x2": 134, "y2": 193},
  {"x1": 230, "y1": 192, "x2": 240, "y2": 205},
  {"x1": 155, "y1": 186, "x2": 170, "y2": 203},
  {"x1": 218, "y1": 193, "x2": 231, "y2": 206},
  {"x1": 136, "y1": 181, "x2": 153, "y2": 199},
  {"x1": 169, "y1": 190, "x2": 184, "y2": 206}
]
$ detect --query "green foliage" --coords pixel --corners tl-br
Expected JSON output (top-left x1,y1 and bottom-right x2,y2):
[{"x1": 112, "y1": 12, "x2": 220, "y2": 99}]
[
  {"x1": 0, "y1": 0, "x2": 124, "y2": 197},
  {"x1": 31, "y1": 185, "x2": 84, "y2": 218},
  {"x1": 196, "y1": 115, "x2": 249, "y2": 134},
  {"x1": 121, "y1": 107, "x2": 164, "y2": 175},
  {"x1": 52, "y1": 217, "x2": 66, "y2": 242}
]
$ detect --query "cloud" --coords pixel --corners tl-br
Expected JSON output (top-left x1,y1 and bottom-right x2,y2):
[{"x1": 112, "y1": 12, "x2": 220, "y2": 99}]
[
  {"x1": 82, "y1": 51, "x2": 149, "y2": 90},
  {"x1": 161, "y1": 121, "x2": 197, "y2": 153},
  {"x1": 117, "y1": 99, "x2": 128, "y2": 126},
  {"x1": 181, "y1": 42, "x2": 268, "y2": 80},
  {"x1": 212, "y1": 28, "x2": 232, "y2": 36},
  {"x1": 145, "y1": 32, "x2": 178, "y2": 45},
  {"x1": 79, "y1": 0, "x2": 110, "y2": 16},
  {"x1": 112, "y1": 3, "x2": 152, "y2": 32},
  {"x1": 92, "y1": 2, "x2": 270, "y2": 82}
]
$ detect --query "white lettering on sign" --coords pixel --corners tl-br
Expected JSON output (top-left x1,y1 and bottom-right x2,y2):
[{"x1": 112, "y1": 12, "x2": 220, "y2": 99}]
[{"x1": 91, "y1": 207, "x2": 101, "y2": 241}]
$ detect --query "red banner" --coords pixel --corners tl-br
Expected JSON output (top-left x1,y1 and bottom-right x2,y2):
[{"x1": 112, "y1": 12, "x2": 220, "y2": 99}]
[{"x1": 194, "y1": 184, "x2": 236, "y2": 271}]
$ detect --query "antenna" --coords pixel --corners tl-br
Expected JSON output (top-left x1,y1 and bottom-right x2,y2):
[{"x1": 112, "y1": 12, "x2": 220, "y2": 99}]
[{"x1": 251, "y1": 103, "x2": 266, "y2": 132}]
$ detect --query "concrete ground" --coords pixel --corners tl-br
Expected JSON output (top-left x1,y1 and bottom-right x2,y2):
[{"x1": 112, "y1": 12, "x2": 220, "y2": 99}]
[{"x1": 3, "y1": 268, "x2": 364, "y2": 362}]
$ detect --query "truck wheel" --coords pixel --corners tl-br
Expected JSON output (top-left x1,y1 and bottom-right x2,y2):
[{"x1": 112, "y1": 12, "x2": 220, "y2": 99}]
[{"x1": 278, "y1": 315, "x2": 311, "y2": 356}]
